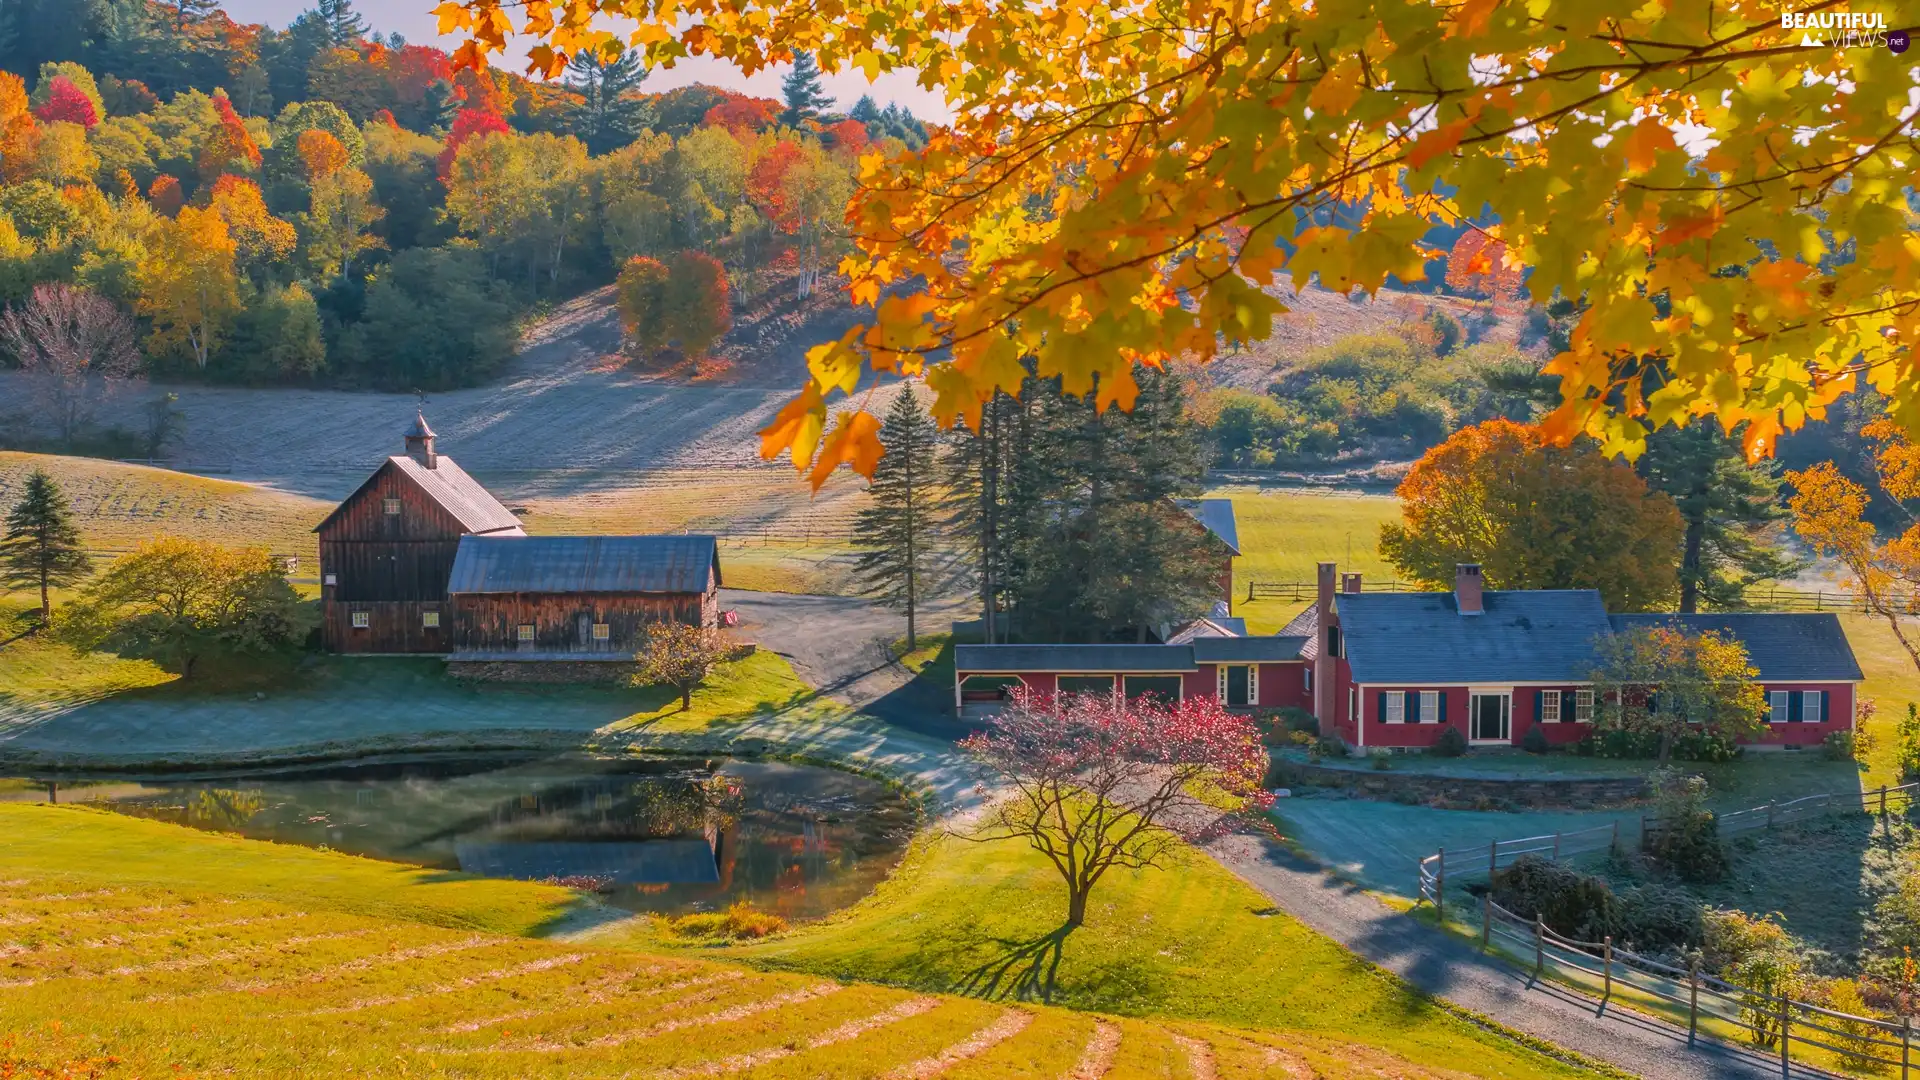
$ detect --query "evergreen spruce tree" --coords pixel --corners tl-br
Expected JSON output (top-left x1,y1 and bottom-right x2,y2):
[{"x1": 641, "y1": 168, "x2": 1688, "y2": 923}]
[
  {"x1": 316, "y1": 0, "x2": 368, "y2": 46},
  {"x1": 564, "y1": 47, "x2": 647, "y2": 153},
  {"x1": 779, "y1": 50, "x2": 832, "y2": 127},
  {"x1": 848, "y1": 95, "x2": 880, "y2": 123},
  {"x1": 853, "y1": 389, "x2": 943, "y2": 650},
  {"x1": 1, "y1": 471, "x2": 93, "y2": 628},
  {"x1": 1638, "y1": 424, "x2": 1799, "y2": 611}
]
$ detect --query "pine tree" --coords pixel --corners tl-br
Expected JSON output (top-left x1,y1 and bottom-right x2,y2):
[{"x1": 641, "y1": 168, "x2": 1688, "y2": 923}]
[
  {"x1": 853, "y1": 389, "x2": 943, "y2": 649},
  {"x1": 564, "y1": 46, "x2": 647, "y2": 153},
  {"x1": 848, "y1": 95, "x2": 880, "y2": 123},
  {"x1": 316, "y1": 0, "x2": 368, "y2": 46},
  {"x1": 779, "y1": 50, "x2": 831, "y2": 128},
  {"x1": 1, "y1": 471, "x2": 93, "y2": 628},
  {"x1": 1638, "y1": 424, "x2": 1800, "y2": 612}
]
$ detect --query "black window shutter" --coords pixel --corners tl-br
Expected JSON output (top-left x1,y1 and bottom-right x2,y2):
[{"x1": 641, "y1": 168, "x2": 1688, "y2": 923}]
[
  {"x1": 1788, "y1": 693, "x2": 1803, "y2": 722},
  {"x1": 1439, "y1": 693, "x2": 1448, "y2": 723},
  {"x1": 1408, "y1": 692, "x2": 1421, "y2": 723},
  {"x1": 1822, "y1": 690, "x2": 1831, "y2": 723},
  {"x1": 1377, "y1": 691, "x2": 1388, "y2": 723},
  {"x1": 1534, "y1": 689, "x2": 1544, "y2": 723}
]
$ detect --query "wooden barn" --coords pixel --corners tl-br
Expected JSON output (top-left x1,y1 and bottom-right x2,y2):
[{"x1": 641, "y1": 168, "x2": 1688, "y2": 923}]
[
  {"x1": 315, "y1": 413, "x2": 526, "y2": 653},
  {"x1": 443, "y1": 534, "x2": 721, "y2": 658}
]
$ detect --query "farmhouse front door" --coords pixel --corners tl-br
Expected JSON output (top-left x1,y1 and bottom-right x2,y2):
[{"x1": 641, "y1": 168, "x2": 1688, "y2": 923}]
[{"x1": 1469, "y1": 692, "x2": 1511, "y2": 743}]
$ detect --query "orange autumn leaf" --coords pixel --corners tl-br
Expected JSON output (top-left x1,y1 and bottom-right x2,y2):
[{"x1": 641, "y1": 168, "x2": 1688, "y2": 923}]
[
  {"x1": 759, "y1": 384, "x2": 827, "y2": 471},
  {"x1": 807, "y1": 409, "x2": 884, "y2": 489}
]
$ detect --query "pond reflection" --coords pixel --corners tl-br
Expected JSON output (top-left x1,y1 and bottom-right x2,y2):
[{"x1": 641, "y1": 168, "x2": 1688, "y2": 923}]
[{"x1": 5, "y1": 755, "x2": 916, "y2": 921}]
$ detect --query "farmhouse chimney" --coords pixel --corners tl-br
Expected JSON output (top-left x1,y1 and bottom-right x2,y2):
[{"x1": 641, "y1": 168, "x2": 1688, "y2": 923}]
[
  {"x1": 1342, "y1": 572, "x2": 1362, "y2": 594},
  {"x1": 1455, "y1": 563, "x2": 1484, "y2": 615},
  {"x1": 405, "y1": 410, "x2": 438, "y2": 469}
]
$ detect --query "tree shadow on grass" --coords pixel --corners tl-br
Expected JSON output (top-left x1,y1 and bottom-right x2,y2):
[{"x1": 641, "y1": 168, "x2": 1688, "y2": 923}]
[{"x1": 953, "y1": 923, "x2": 1075, "y2": 1004}]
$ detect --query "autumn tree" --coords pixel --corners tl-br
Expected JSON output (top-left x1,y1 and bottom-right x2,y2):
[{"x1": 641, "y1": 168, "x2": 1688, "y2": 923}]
[
  {"x1": 300, "y1": 166, "x2": 386, "y2": 280},
  {"x1": 634, "y1": 622, "x2": 736, "y2": 709},
  {"x1": 1789, "y1": 423, "x2": 1920, "y2": 677},
  {"x1": 1590, "y1": 624, "x2": 1767, "y2": 762},
  {"x1": 0, "y1": 72, "x2": 36, "y2": 183},
  {"x1": 208, "y1": 175, "x2": 296, "y2": 284},
  {"x1": 296, "y1": 128, "x2": 349, "y2": 181},
  {"x1": 852, "y1": 389, "x2": 941, "y2": 649},
  {"x1": 147, "y1": 174, "x2": 184, "y2": 216},
  {"x1": 1442, "y1": 231, "x2": 1522, "y2": 307},
  {"x1": 135, "y1": 204, "x2": 241, "y2": 369},
  {"x1": 196, "y1": 91, "x2": 259, "y2": 179},
  {"x1": 450, "y1": 0, "x2": 1920, "y2": 488},
  {"x1": 615, "y1": 250, "x2": 731, "y2": 362},
  {"x1": 59, "y1": 536, "x2": 311, "y2": 679},
  {"x1": 0, "y1": 284, "x2": 142, "y2": 448},
  {"x1": 0, "y1": 470, "x2": 92, "y2": 628},
  {"x1": 1380, "y1": 419, "x2": 1685, "y2": 611},
  {"x1": 436, "y1": 106, "x2": 507, "y2": 178},
  {"x1": 32, "y1": 75, "x2": 98, "y2": 130},
  {"x1": 960, "y1": 690, "x2": 1270, "y2": 926}
]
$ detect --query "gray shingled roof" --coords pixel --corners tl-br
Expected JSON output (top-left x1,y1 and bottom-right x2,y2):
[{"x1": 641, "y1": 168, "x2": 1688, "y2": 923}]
[
  {"x1": 314, "y1": 455, "x2": 525, "y2": 537},
  {"x1": 1336, "y1": 589, "x2": 1613, "y2": 684},
  {"x1": 1178, "y1": 499, "x2": 1240, "y2": 554},
  {"x1": 955, "y1": 644, "x2": 1197, "y2": 673},
  {"x1": 1280, "y1": 604, "x2": 1320, "y2": 660},
  {"x1": 1190, "y1": 636, "x2": 1307, "y2": 663},
  {"x1": 1609, "y1": 613, "x2": 1863, "y2": 681},
  {"x1": 448, "y1": 535, "x2": 719, "y2": 594}
]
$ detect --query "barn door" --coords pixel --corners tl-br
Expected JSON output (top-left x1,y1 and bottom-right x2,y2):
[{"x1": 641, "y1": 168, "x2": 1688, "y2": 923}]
[{"x1": 577, "y1": 613, "x2": 592, "y2": 648}]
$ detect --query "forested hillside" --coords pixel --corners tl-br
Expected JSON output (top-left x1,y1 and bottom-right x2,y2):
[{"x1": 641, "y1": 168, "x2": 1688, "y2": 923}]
[{"x1": 0, "y1": 0, "x2": 923, "y2": 397}]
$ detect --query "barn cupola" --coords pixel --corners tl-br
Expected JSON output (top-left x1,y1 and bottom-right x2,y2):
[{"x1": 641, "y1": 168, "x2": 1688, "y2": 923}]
[{"x1": 404, "y1": 410, "x2": 438, "y2": 469}]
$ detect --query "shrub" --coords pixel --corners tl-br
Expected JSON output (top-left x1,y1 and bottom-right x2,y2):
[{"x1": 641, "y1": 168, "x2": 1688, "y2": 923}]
[
  {"x1": 1580, "y1": 727, "x2": 1741, "y2": 762},
  {"x1": 1313, "y1": 736, "x2": 1347, "y2": 760},
  {"x1": 1819, "y1": 977, "x2": 1885, "y2": 1072},
  {"x1": 1897, "y1": 704, "x2": 1920, "y2": 780},
  {"x1": 1490, "y1": 854, "x2": 1619, "y2": 941},
  {"x1": 1703, "y1": 909, "x2": 1796, "y2": 974},
  {"x1": 660, "y1": 901, "x2": 788, "y2": 941},
  {"x1": 1520, "y1": 724, "x2": 1552, "y2": 754},
  {"x1": 1731, "y1": 949, "x2": 1802, "y2": 1049},
  {"x1": 1644, "y1": 768, "x2": 1729, "y2": 883},
  {"x1": 1823, "y1": 730, "x2": 1857, "y2": 763},
  {"x1": 1277, "y1": 707, "x2": 1319, "y2": 735},
  {"x1": 1255, "y1": 707, "x2": 1316, "y2": 746},
  {"x1": 1432, "y1": 726, "x2": 1468, "y2": 757},
  {"x1": 1615, "y1": 884, "x2": 1705, "y2": 953},
  {"x1": 1369, "y1": 749, "x2": 1392, "y2": 771}
]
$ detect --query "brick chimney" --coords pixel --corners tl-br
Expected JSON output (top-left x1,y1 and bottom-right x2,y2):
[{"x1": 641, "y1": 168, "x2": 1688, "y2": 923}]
[
  {"x1": 404, "y1": 410, "x2": 438, "y2": 469},
  {"x1": 1456, "y1": 563, "x2": 1484, "y2": 615},
  {"x1": 1341, "y1": 572, "x2": 1362, "y2": 594},
  {"x1": 1314, "y1": 562, "x2": 1338, "y2": 723}
]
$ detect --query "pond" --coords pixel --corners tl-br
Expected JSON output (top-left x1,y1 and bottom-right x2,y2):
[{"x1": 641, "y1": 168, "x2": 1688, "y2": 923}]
[{"x1": 2, "y1": 755, "x2": 918, "y2": 921}]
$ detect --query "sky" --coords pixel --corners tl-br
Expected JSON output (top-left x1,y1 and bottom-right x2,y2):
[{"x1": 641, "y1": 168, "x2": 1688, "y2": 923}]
[{"x1": 221, "y1": 0, "x2": 954, "y2": 121}]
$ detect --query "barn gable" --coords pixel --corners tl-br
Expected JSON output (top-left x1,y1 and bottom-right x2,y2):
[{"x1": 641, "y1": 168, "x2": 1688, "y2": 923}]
[{"x1": 315, "y1": 456, "x2": 524, "y2": 539}]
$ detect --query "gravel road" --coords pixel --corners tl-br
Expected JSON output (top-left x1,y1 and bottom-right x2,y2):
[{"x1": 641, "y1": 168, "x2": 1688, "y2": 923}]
[{"x1": 1205, "y1": 830, "x2": 1826, "y2": 1080}]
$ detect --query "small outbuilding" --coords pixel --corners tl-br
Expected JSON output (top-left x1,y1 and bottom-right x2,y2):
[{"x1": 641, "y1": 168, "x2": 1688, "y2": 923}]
[{"x1": 444, "y1": 534, "x2": 721, "y2": 659}]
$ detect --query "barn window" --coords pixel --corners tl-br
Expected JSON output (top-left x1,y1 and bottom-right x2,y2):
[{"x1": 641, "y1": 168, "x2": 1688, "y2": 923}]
[
  {"x1": 1574, "y1": 689, "x2": 1595, "y2": 722},
  {"x1": 517, "y1": 624, "x2": 535, "y2": 642},
  {"x1": 592, "y1": 623, "x2": 611, "y2": 641},
  {"x1": 421, "y1": 611, "x2": 440, "y2": 629},
  {"x1": 351, "y1": 611, "x2": 369, "y2": 629},
  {"x1": 383, "y1": 497, "x2": 400, "y2": 516}
]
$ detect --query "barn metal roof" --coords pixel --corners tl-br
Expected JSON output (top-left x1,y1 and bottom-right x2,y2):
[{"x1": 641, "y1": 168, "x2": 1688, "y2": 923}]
[
  {"x1": 447, "y1": 535, "x2": 720, "y2": 595},
  {"x1": 312, "y1": 455, "x2": 525, "y2": 537},
  {"x1": 1177, "y1": 498, "x2": 1240, "y2": 554},
  {"x1": 1608, "y1": 613, "x2": 1863, "y2": 682}
]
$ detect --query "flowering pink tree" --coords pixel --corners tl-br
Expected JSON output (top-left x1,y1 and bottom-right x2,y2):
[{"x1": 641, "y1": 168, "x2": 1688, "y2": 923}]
[{"x1": 959, "y1": 690, "x2": 1272, "y2": 927}]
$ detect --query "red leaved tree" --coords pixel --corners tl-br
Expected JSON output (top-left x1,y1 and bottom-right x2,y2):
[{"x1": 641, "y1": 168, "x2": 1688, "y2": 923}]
[
  {"x1": 616, "y1": 251, "x2": 732, "y2": 362},
  {"x1": 823, "y1": 118, "x2": 869, "y2": 155},
  {"x1": 198, "y1": 92, "x2": 261, "y2": 179},
  {"x1": 701, "y1": 95, "x2": 780, "y2": 133},
  {"x1": 32, "y1": 76, "x2": 98, "y2": 131},
  {"x1": 746, "y1": 139, "x2": 804, "y2": 234},
  {"x1": 960, "y1": 690, "x2": 1272, "y2": 927},
  {"x1": 437, "y1": 107, "x2": 509, "y2": 178},
  {"x1": 148, "y1": 175, "x2": 184, "y2": 216}
]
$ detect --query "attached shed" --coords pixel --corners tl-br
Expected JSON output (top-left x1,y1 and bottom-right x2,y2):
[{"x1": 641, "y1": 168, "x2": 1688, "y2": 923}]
[
  {"x1": 445, "y1": 534, "x2": 721, "y2": 658},
  {"x1": 952, "y1": 638, "x2": 1307, "y2": 718},
  {"x1": 315, "y1": 413, "x2": 525, "y2": 653}
]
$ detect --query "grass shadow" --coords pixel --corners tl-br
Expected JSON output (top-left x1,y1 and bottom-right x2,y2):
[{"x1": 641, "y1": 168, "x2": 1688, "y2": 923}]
[{"x1": 953, "y1": 922, "x2": 1075, "y2": 1004}]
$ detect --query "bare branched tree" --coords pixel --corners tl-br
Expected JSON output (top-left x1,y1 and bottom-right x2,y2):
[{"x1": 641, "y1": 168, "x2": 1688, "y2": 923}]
[{"x1": 0, "y1": 285, "x2": 143, "y2": 450}]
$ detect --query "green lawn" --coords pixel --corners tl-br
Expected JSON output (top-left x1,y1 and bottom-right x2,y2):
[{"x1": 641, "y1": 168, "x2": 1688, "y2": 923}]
[
  {"x1": 600, "y1": 646, "x2": 837, "y2": 734},
  {"x1": 0, "y1": 600, "x2": 174, "y2": 712},
  {"x1": 630, "y1": 827, "x2": 1592, "y2": 1080},
  {"x1": 1209, "y1": 485, "x2": 1401, "y2": 632}
]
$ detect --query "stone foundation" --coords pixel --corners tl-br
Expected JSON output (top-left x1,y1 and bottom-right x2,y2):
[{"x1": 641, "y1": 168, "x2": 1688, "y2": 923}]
[
  {"x1": 1270, "y1": 758, "x2": 1648, "y2": 808},
  {"x1": 445, "y1": 660, "x2": 645, "y2": 684}
]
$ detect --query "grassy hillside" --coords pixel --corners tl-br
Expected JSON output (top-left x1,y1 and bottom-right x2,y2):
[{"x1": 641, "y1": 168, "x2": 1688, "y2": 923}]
[
  {"x1": 0, "y1": 452, "x2": 331, "y2": 565},
  {"x1": 1212, "y1": 485, "x2": 1401, "y2": 632},
  {"x1": 0, "y1": 804, "x2": 1592, "y2": 1080}
]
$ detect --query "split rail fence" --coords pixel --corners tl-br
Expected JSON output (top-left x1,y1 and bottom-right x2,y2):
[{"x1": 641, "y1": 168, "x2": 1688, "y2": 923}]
[{"x1": 1415, "y1": 782, "x2": 1920, "y2": 1077}]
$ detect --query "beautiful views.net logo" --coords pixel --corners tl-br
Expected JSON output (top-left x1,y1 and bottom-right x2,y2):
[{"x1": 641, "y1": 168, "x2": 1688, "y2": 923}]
[{"x1": 1779, "y1": 10, "x2": 1904, "y2": 51}]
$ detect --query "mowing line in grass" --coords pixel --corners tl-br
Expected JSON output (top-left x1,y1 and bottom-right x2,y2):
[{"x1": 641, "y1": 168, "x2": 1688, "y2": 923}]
[
  {"x1": 565, "y1": 981, "x2": 846, "y2": 1053},
  {"x1": 5, "y1": 910, "x2": 309, "y2": 956},
  {"x1": 436, "y1": 967, "x2": 747, "y2": 1035},
  {"x1": 0, "y1": 928, "x2": 379, "y2": 988},
  {"x1": 1071, "y1": 1020, "x2": 1123, "y2": 1080},
  {"x1": 298, "y1": 951, "x2": 593, "y2": 1015},
  {"x1": 889, "y1": 1007, "x2": 1036, "y2": 1079}
]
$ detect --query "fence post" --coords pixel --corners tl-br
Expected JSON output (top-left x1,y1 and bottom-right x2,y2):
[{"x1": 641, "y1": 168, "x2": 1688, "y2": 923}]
[
  {"x1": 1883, "y1": 785, "x2": 1890, "y2": 818},
  {"x1": 1481, "y1": 893, "x2": 1491, "y2": 951},
  {"x1": 1688, "y1": 956, "x2": 1701, "y2": 1045},
  {"x1": 1552, "y1": 832, "x2": 1561, "y2": 861},
  {"x1": 1533, "y1": 916, "x2": 1545, "y2": 982},
  {"x1": 1435, "y1": 851, "x2": 1445, "y2": 915},
  {"x1": 1610, "y1": 819, "x2": 1620, "y2": 855},
  {"x1": 1601, "y1": 936, "x2": 1613, "y2": 1011},
  {"x1": 1768, "y1": 799, "x2": 1778, "y2": 829},
  {"x1": 1779, "y1": 993, "x2": 1791, "y2": 1079},
  {"x1": 1490, "y1": 839, "x2": 1499, "y2": 876}
]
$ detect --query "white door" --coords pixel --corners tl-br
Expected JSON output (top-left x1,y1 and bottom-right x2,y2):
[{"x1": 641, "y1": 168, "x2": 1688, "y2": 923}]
[{"x1": 1469, "y1": 692, "x2": 1511, "y2": 744}]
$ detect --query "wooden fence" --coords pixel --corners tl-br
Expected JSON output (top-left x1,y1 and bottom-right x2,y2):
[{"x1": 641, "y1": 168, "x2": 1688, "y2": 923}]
[{"x1": 1245, "y1": 579, "x2": 1917, "y2": 612}]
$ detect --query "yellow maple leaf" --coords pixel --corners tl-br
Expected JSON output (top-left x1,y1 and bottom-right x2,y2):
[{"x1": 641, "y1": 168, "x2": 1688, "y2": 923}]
[
  {"x1": 808, "y1": 410, "x2": 885, "y2": 489},
  {"x1": 758, "y1": 385, "x2": 827, "y2": 471}
]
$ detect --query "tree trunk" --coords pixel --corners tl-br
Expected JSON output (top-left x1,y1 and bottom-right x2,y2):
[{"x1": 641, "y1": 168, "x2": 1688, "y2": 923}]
[
  {"x1": 37, "y1": 565, "x2": 51, "y2": 628},
  {"x1": 1658, "y1": 727, "x2": 1674, "y2": 763},
  {"x1": 1680, "y1": 514, "x2": 1704, "y2": 613},
  {"x1": 1066, "y1": 885, "x2": 1088, "y2": 927},
  {"x1": 681, "y1": 685, "x2": 693, "y2": 710}
]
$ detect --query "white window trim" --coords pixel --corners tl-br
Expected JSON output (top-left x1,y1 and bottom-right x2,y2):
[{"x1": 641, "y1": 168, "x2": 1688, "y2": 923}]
[
  {"x1": 516, "y1": 624, "x2": 536, "y2": 643},
  {"x1": 1420, "y1": 690, "x2": 1439, "y2": 724},
  {"x1": 1215, "y1": 664, "x2": 1260, "y2": 708},
  {"x1": 1540, "y1": 689, "x2": 1561, "y2": 723},
  {"x1": 1385, "y1": 690, "x2": 1405, "y2": 724},
  {"x1": 592, "y1": 622, "x2": 611, "y2": 641},
  {"x1": 1802, "y1": 690, "x2": 1824, "y2": 725},
  {"x1": 350, "y1": 611, "x2": 369, "y2": 629},
  {"x1": 1769, "y1": 690, "x2": 1791, "y2": 724},
  {"x1": 1573, "y1": 689, "x2": 1594, "y2": 723},
  {"x1": 421, "y1": 611, "x2": 440, "y2": 628},
  {"x1": 383, "y1": 497, "x2": 401, "y2": 515}
]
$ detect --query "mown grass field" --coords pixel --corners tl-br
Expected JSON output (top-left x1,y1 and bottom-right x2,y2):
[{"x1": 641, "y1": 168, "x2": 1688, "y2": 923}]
[
  {"x1": 0, "y1": 804, "x2": 1591, "y2": 1080},
  {"x1": 1208, "y1": 485, "x2": 1401, "y2": 633}
]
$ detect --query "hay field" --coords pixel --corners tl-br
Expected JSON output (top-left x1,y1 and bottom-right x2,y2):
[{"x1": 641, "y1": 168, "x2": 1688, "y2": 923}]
[{"x1": 1, "y1": 864, "x2": 1487, "y2": 1080}]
